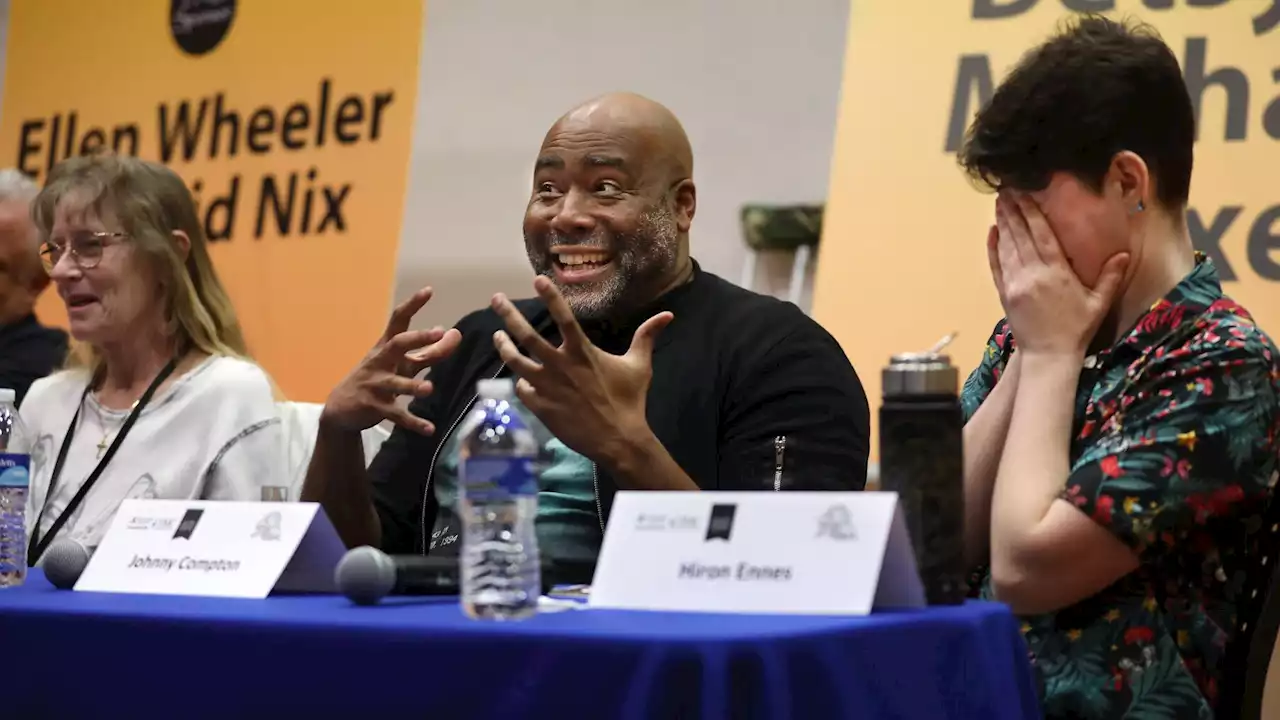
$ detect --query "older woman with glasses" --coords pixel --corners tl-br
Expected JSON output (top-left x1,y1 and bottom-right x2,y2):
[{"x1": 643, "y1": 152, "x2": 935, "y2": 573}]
[{"x1": 19, "y1": 155, "x2": 287, "y2": 564}]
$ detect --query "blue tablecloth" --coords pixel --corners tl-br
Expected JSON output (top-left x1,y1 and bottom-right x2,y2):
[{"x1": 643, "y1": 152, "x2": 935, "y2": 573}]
[{"x1": 0, "y1": 570, "x2": 1040, "y2": 719}]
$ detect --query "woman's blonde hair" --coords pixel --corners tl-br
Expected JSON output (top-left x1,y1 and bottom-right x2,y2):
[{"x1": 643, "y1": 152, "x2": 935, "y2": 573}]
[{"x1": 32, "y1": 154, "x2": 250, "y2": 373}]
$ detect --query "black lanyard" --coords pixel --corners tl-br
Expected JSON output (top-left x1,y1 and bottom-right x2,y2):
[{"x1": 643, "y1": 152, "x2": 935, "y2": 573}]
[{"x1": 27, "y1": 358, "x2": 179, "y2": 566}]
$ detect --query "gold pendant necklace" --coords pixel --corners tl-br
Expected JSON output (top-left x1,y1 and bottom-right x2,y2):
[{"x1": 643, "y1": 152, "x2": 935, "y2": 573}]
[
  {"x1": 95, "y1": 399, "x2": 140, "y2": 459},
  {"x1": 89, "y1": 356, "x2": 181, "y2": 460}
]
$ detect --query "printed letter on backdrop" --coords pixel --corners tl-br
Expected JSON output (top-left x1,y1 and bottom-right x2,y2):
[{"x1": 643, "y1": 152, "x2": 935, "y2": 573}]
[{"x1": 0, "y1": 0, "x2": 425, "y2": 400}]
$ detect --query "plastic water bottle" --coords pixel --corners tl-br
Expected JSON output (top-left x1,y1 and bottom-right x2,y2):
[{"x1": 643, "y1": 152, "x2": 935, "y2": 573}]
[
  {"x1": 0, "y1": 388, "x2": 31, "y2": 588},
  {"x1": 458, "y1": 378, "x2": 543, "y2": 620}
]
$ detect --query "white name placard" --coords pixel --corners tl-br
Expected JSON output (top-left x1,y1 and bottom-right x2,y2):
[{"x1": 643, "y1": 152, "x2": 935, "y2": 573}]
[
  {"x1": 75, "y1": 500, "x2": 347, "y2": 598},
  {"x1": 589, "y1": 491, "x2": 925, "y2": 615}
]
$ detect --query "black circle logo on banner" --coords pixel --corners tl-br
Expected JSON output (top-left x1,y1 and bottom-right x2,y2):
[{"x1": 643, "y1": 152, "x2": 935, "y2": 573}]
[{"x1": 169, "y1": 0, "x2": 236, "y2": 56}]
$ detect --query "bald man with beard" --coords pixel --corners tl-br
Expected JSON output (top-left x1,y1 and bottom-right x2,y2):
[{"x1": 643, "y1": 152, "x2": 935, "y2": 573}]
[{"x1": 304, "y1": 94, "x2": 870, "y2": 580}]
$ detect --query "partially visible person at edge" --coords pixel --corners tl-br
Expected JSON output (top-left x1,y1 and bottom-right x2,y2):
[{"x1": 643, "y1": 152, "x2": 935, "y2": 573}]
[
  {"x1": 302, "y1": 92, "x2": 871, "y2": 580},
  {"x1": 0, "y1": 169, "x2": 68, "y2": 406},
  {"x1": 21, "y1": 155, "x2": 286, "y2": 563},
  {"x1": 956, "y1": 16, "x2": 1280, "y2": 720}
]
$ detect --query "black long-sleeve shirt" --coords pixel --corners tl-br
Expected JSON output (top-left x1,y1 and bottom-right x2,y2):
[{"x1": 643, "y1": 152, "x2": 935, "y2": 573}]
[
  {"x1": 0, "y1": 314, "x2": 68, "y2": 407},
  {"x1": 367, "y1": 261, "x2": 870, "y2": 573}
]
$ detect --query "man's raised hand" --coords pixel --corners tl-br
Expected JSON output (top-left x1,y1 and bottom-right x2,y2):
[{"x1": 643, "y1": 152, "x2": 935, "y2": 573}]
[{"x1": 320, "y1": 287, "x2": 462, "y2": 435}]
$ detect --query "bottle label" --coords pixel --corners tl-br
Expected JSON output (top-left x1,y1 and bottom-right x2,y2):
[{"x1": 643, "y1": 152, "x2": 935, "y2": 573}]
[
  {"x1": 0, "y1": 453, "x2": 30, "y2": 489},
  {"x1": 461, "y1": 457, "x2": 537, "y2": 502}
]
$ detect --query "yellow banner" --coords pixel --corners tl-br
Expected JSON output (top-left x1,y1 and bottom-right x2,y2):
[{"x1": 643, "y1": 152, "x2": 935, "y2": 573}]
[
  {"x1": 814, "y1": 0, "x2": 1280, "y2": 455},
  {"x1": 0, "y1": 0, "x2": 425, "y2": 400}
]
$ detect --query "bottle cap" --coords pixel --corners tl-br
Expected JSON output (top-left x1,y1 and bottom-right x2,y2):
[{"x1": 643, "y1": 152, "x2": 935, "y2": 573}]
[
  {"x1": 0, "y1": 388, "x2": 14, "y2": 404},
  {"x1": 882, "y1": 333, "x2": 960, "y2": 398},
  {"x1": 882, "y1": 353, "x2": 958, "y2": 397},
  {"x1": 476, "y1": 378, "x2": 515, "y2": 399}
]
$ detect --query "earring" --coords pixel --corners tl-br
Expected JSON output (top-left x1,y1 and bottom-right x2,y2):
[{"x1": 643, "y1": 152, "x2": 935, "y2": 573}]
[{"x1": 1132, "y1": 200, "x2": 1145, "y2": 214}]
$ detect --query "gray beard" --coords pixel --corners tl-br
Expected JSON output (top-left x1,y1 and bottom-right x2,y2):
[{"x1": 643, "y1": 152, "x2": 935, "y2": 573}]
[{"x1": 525, "y1": 204, "x2": 680, "y2": 321}]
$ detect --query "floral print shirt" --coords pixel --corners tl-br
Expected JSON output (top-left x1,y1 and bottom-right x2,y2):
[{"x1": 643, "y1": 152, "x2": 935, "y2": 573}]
[{"x1": 960, "y1": 257, "x2": 1280, "y2": 719}]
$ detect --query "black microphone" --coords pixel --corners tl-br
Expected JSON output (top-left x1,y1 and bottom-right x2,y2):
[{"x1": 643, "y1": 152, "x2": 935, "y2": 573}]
[
  {"x1": 40, "y1": 538, "x2": 94, "y2": 590},
  {"x1": 335, "y1": 546, "x2": 463, "y2": 605},
  {"x1": 334, "y1": 546, "x2": 597, "y2": 606}
]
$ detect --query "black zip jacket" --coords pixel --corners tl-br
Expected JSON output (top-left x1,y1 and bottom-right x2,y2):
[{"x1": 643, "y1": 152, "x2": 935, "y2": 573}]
[{"x1": 368, "y1": 262, "x2": 870, "y2": 560}]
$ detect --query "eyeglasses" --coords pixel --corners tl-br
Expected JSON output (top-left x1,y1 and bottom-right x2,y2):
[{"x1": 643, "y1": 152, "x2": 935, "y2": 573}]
[{"x1": 39, "y1": 232, "x2": 128, "y2": 273}]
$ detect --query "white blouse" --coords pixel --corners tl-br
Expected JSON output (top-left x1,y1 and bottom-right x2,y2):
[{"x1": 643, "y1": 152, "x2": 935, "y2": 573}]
[{"x1": 20, "y1": 355, "x2": 287, "y2": 550}]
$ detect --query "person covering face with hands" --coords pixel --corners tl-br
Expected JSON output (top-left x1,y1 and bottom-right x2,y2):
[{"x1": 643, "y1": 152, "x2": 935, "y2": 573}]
[
  {"x1": 956, "y1": 16, "x2": 1280, "y2": 719},
  {"x1": 302, "y1": 92, "x2": 870, "y2": 581}
]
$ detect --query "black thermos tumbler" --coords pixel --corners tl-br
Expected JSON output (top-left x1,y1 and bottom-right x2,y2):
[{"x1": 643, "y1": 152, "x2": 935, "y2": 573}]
[{"x1": 878, "y1": 338, "x2": 967, "y2": 605}]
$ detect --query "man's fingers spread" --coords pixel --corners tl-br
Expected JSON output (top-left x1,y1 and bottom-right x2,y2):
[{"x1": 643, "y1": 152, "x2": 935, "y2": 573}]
[
  {"x1": 403, "y1": 328, "x2": 463, "y2": 367},
  {"x1": 377, "y1": 375, "x2": 434, "y2": 397},
  {"x1": 386, "y1": 404, "x2": 434, "y2": 435},
  {"x1": 492, "y1": 293, "x2": 557, "y2": 361},
  {"x1": 385, "y1": 327, "x2": 446, "y2": 357},
  {"x1": 384, "y1": 286, "x2": 434, "y2": 339},
  {"x1": 494, "y1": 330, "x2": 543, "y2": 377},
  {"x1": 533, "y1": 275, "x2": 589, "y2": 350}
]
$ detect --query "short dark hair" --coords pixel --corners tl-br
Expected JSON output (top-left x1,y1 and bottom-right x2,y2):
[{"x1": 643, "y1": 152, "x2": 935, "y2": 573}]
[{"x1": 958, "y1": 15, "x2": 1195, "y2": 210}]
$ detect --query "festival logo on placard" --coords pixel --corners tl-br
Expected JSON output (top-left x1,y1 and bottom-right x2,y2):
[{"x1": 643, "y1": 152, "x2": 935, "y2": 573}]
[
  {"x1": 705, "y1": 504, "x2": 738, "y2": 542},
  {"x1": 814, "y1": 1, "x2": 1280, "y2": 457},
  {"x1": 173, "y1": 509, "x2": 205, "y2": 540},
  {"x1": 251, "y1": 511, "x2": 282, "y2": 541},
  {"x1": 0, "y1": 0, "x2": 425, "y2": 400},
  {"x1": 815, "y1": 505, "x2": 857, "y2": 541}
]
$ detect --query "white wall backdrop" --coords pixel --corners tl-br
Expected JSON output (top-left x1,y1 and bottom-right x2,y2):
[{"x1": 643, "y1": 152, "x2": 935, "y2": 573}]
[{"x1": 393, "y1": 0, "x2": 851, "y2": 329}]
